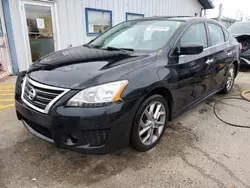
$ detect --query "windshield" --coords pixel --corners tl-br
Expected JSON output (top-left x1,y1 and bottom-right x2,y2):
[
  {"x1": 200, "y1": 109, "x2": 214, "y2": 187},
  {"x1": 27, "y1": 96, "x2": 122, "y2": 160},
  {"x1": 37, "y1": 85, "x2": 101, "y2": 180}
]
[
  {"x1": 89, "y1": 20, "x2": 183, "y2": 51},
  {"x1": 228, "y1": 22, "x2": 250, "y2": 34}
]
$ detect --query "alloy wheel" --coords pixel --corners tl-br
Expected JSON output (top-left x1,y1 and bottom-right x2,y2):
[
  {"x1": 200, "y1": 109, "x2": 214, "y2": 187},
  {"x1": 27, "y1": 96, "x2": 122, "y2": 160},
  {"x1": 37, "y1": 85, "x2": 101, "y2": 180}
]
[
  {"x1": 226, "y1": 66, "x2": 235, "y2": 91},
  {"x1": 139, "y1": 101, "x2": 166, "y2": 146}
]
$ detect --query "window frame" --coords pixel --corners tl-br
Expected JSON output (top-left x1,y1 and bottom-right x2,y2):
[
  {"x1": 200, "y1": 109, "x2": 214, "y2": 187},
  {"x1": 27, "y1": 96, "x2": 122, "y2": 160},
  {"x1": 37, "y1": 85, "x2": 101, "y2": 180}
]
[
  {"x1": 125, "y1": 12, "x2": 144, "y2": 21},
  {"x1": 206, "y1": 22, "x2": 226, "y2": 47},
  {"x1": 85, "y1": 8, "x2": 112, "y2": 36},
  {"x1": 222, "y1": 27, "x2": 230, "y2": 42}
]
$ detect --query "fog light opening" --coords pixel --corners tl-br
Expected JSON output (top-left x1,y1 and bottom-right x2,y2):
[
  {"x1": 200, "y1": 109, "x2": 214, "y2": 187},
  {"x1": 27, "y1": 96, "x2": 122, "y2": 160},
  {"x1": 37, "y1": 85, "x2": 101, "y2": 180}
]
[{"x1": 64, "y1": 133, "x2": 78, "y2": 146}]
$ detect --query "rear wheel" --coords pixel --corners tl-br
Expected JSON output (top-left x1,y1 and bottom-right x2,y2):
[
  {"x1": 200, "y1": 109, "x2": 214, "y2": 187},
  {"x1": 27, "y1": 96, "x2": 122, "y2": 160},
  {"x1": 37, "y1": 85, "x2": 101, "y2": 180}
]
[
  {"x1": 220, "y1": 64, "x2": 235, "y2": 94},
  {"x1": 131, "y1": 95, "x2": 169, "y2": 152}
]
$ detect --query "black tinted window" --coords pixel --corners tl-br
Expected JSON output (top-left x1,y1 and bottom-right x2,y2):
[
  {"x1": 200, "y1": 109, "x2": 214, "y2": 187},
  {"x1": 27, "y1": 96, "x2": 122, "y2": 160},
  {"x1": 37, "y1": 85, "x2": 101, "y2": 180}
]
[
  {"x1": 208, "y1": 24, "x2": 225, "y2": 46},
  {"x1": 181, "y1": 23, "x2": 208, "y2": 48}
]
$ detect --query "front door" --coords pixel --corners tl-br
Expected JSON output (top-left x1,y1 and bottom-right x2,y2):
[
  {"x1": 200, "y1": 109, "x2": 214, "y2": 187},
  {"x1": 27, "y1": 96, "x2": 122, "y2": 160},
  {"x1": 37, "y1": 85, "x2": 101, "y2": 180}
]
[
  {"x1": 176, "y1": 23, "x2": 214, "y2": 108},
  {"x1": 170, "y1": 23, "x2": 214, "y2": 112},
  {"x1": 21, "y1": 1, "x2": 58, "y2": 64}
]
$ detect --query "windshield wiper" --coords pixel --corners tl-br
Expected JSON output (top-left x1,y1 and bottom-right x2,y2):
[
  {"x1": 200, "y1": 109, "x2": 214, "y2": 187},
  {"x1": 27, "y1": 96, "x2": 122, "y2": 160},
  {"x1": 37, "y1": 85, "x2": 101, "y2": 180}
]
[
  {"x1": 105, "y1": 46, "x2": 134, "y2": 52},
  {"x1": 83, "y1": 39, "x2": 95, "y2": 47},
  {"x1": 83, "y1": 44, "x2": 90, "y2": 48},
  {"x1": 83, "y1": 45, "x2": 134, "y2": 52},
  {"x1": 83, "y1": 44, "x2": 104, "y2": 49}
]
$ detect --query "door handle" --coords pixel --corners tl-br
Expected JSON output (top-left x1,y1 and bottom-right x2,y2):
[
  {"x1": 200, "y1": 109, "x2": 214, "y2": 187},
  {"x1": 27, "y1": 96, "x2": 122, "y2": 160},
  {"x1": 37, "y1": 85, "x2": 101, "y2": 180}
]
[
  {"x1": 227, "y1": 52, "x2": 232, "y2": 56},
  {"x1": 205, "y1": 59, "x2": 214, "y2": 65}
]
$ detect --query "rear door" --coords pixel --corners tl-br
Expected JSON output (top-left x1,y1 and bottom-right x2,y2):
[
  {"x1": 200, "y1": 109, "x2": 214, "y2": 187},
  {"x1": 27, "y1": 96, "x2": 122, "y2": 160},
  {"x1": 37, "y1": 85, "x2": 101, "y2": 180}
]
[{"x1": 206, "y1": 23, "x2": 233, "y2": 88}]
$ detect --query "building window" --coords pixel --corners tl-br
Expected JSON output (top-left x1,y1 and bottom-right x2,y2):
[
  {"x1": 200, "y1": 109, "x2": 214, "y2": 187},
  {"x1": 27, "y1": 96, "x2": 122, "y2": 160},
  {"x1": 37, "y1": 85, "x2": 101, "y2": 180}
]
[
  {"x1": 85, "y1": 8, "x2": 112, "y2": 36},
  {"x1": 126, "y1": 12, "x2": 144, "y2": 21}
]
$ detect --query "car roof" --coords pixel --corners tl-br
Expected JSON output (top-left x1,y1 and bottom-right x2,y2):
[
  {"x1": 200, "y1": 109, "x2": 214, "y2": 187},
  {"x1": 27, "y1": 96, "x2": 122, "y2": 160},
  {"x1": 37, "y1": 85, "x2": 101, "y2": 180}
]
[
  {"x1": 130, "y1": 16, "x2": 219, "y2": 23},
  {"x1": 140, "y1": 16, "x2": 194, "y2": 21}
]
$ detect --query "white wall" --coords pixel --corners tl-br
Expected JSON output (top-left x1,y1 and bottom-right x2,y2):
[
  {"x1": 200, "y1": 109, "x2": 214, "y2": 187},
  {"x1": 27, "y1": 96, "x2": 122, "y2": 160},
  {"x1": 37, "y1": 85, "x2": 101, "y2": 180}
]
[
  {"x1": 9, "y1": 0, "x2": 30, "y2": 71},
  {"x1": 10, "y1": 0, "x2": 203, "y2": 71},
  {"x1": 57, "y1": 0, "x2": 203, "y2": 48}
]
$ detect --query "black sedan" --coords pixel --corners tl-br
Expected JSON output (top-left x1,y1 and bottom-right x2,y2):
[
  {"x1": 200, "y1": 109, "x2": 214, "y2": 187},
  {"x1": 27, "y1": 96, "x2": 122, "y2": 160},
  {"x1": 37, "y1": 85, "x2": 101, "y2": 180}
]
[{"x1": 15, "y1": 17, "x2": 240, "y2": 154}]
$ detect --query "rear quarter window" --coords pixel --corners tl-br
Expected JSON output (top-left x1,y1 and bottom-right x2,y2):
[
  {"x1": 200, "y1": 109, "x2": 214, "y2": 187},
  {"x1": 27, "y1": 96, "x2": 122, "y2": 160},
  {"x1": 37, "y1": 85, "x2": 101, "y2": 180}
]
[{"x1": 208, "y1": 23, "x2": 225, "y2": 46}]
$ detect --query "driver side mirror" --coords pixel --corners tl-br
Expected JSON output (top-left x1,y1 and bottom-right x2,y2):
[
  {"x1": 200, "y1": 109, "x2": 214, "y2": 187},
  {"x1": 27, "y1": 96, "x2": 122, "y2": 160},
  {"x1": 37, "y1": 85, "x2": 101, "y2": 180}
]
[{"x1": 175, "y1": 42, "x2": 204, "y2": 55}]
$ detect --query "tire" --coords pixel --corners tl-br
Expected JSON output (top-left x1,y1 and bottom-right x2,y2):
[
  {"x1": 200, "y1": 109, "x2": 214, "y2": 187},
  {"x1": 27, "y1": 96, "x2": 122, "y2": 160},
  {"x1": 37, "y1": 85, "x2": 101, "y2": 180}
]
[
  {"x1": 131, "y1": 94, "x2": 169, "y2": 152},
  {"x1": 220, "y1": 64, "x2": 236, "y2": 94}
]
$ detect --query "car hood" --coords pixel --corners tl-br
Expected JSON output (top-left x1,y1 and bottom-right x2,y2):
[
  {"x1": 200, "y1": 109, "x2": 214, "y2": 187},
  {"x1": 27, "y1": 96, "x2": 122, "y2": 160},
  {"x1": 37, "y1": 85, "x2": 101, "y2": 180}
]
[
  {"x1": 232, "y1": 34, "x2": 250, "y2": 41},
  {"x1": 28, "y1": 45, "x2": 155, "y2": 89},
  {"x1": 231, "y1": 33, "x2": 250, "y2": 38}
]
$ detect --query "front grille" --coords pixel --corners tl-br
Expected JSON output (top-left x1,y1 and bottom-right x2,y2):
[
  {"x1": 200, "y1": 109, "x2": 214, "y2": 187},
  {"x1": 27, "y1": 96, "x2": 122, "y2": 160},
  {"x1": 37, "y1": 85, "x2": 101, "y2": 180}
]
[
  {"x1": 21, "y1": 77, "x2": 69, "y2": 114},
  {"x1": 83, "y1": 129, "x2": 110, "y2": 146}
]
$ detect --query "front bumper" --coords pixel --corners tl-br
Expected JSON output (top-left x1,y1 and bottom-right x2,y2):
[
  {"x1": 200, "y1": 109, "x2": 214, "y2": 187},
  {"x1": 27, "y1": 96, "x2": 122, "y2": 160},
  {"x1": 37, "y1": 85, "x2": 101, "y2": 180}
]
[{"x1": 15, "y1": 97, "x2": 139, "y2": 154}]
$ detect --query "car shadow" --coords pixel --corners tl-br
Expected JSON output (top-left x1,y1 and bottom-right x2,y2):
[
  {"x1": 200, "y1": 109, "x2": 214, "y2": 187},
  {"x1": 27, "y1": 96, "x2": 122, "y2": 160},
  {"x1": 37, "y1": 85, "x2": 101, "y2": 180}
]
[{"x1": 1, "y1": 122, "x2": 197, "y2": 186}]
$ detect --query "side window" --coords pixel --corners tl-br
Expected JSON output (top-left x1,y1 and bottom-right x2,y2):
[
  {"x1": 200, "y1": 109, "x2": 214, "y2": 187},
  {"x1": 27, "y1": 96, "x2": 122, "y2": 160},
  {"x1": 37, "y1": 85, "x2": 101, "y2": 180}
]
[
  {"x1": 223, "y1": 28, "x2": 229, "y2": 41},
  {"x1": 181, "y1": 23, "x2": 208, "y2": 48},
  {"x1": 208, "y1": 23, "x2": 225, "y2": 45}
]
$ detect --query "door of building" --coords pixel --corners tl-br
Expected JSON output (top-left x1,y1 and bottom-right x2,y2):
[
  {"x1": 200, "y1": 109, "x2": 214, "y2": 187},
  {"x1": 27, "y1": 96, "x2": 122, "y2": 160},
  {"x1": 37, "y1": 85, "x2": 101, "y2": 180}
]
[{"x1": 21, "y1": 1, "x2": 58, "y2": 63}]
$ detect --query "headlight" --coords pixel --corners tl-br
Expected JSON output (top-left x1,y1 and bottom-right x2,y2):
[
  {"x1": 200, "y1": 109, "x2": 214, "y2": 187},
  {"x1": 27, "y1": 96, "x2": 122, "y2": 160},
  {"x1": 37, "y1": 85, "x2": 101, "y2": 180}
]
[{"x1": 66, "y1": 80, "x2": 129, "y2": 107}]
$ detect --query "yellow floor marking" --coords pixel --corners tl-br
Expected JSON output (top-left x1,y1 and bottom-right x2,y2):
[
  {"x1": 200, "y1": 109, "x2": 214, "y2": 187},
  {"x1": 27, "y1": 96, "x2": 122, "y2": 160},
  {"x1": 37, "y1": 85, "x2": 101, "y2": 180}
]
[
  {"x1": 0, "y1": 86, "x2": 15, "y2": 110},
  {"x1": 0, "y1": 85, "x2": 15, "y2": 110},
  {"x1": 0, "y1": 94, "x2": 14, "y2": 96},
  {"x1": 0, "y1": 104, "x2": 14, "y2": 110},
  {"x1": 0, "y1": 85, "x2": 15, "y2": 89},
  {"x1": 0, "y1": 99, "x2": 14, "y2": 102},
  {"x1": 0, "y1": 89, "x2": 14, "y2": 92}
]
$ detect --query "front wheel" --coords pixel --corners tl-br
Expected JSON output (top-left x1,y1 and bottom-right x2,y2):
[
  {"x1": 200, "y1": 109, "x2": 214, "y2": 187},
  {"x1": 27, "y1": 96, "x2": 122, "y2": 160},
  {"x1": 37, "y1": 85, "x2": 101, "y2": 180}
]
[
  {"x1": 220, "y1": 64, "x2": 235, "y2": 94},
  {"x1": 131, "y1": 94, "x2": 169, "y2": 152}
]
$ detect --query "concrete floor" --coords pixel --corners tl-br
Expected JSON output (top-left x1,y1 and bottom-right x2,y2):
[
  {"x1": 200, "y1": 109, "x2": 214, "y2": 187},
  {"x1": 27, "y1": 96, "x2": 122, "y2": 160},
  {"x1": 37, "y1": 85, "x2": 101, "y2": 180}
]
[{"x1": 1, "y1": 73, "x2": 250, "y2": 188}]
